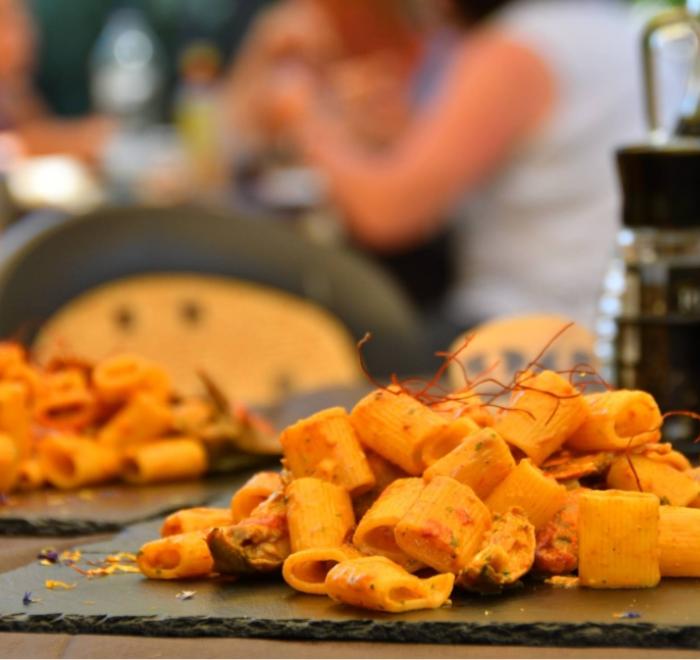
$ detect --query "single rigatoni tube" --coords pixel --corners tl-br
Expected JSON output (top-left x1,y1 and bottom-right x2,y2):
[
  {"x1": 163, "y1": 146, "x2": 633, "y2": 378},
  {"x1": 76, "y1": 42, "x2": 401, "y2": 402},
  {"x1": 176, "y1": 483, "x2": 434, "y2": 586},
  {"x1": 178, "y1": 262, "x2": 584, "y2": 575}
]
[
  {"x1": 350, "y1": 389, "x2": 446, "y2": 475},
  {"x1": 122, "y1": 438, "x2": 207, "y2": 484},
  {"x1": 33, "y1": 369, "x2": 96, "y2": 431},
  {"x1": 424, "y1": 428, "x2": 515, "y2": 499},
  {"x1": 15, "y1": 458, "x2": 44, "y2": 491},
  {"x1": 39, "y1": 435, "x2": 121, "y2": 490},
  {"x1": 421, "y1": 416, "x2": 480, "y2": 467},
  {"x1": 659, "y1": 506, "x2": 700, "y2": 577},
  {"x1": 280, "y1": 407, "x2": 375, "y2": 495},
  {"x1": 230, "y1": 471, "x2": 283, "y2": 523},
  {"x1": 607, "y1": 455, "x2": 700, "y2": 506},
  {"x1": 486, "y1": 459, "x2": 566, "y2": 530},
  {"x1": 325, "y1": 556, "x2": 454, "y2": 613},
  {"x1": 0, "y1": 382, "x2": 31, "y2": 459},
  {"x1": 161, "y1": 507, "x2": 233, "y2": 536},
  {"x1": 97, "y1": 392, "x2": 172, "y2": 448},
  {"x1": 353, "y1": 477, "x2": 425, "y2": 570},
  {"x1": 566, "y1": 390, "x2": 661, "y2": 452},
  {"x1": 0, "y1": 433, "x2": 18, "y2": 492},
  {"x1": 283, "y1": 545, "x2": 362, "y2": 595},
  {"x1": 137, "y1": 529, "x2": 213, "y2": 579},
  {"x1": 286, "y1": 477, "x2": 355, "y2": 552},
  {"x1": 578, "y1": 489, "x2": 659, "y2": 589},
  {"x1": 93, "y1": 353, "x2": 152, "y2": 403},
  {"x1": 395, "y1": 476, "x2": 491, "y2": 573},
  {"x1": 494, "y1": 371, "x2": 587, "y2": 466}
]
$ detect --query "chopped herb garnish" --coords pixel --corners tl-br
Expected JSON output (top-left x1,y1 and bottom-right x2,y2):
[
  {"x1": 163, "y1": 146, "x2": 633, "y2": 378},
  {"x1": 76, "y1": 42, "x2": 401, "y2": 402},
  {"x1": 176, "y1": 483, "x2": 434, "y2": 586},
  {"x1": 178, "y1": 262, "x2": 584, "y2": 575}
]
[
  {"x1": 556, "y1": 536, "x2": 572, "y2": 544},
  {"x1": 659, "y1": 496, "x2": 671, "y2": 506}
]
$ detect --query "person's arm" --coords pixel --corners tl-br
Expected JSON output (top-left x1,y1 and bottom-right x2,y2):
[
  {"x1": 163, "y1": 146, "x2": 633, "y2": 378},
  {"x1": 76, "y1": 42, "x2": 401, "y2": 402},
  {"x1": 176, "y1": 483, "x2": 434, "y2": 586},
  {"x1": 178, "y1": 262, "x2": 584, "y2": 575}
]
[{"x1": 293, "y1": 30, "x2": 555, "y2": 251}]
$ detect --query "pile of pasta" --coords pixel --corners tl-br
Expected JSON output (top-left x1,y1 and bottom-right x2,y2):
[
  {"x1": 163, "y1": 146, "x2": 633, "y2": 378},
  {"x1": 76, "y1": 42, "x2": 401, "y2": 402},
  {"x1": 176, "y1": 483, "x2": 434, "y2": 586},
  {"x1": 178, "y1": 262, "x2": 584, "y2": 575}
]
[
  {"x1": 137, "y1": 370, "x2": 700, "y2": 613},
  {"x1": 0, "y1": 343, "x2": 273, "y2": 494}
]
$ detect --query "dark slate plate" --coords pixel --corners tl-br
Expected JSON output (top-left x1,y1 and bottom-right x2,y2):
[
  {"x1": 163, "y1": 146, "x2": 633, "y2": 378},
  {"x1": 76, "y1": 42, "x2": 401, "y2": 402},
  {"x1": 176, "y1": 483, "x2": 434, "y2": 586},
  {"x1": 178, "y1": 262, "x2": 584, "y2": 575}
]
[
  {"x1": 1, "y1": 534, "x2": 700, "y2": 649},
  {"x1": 0, "y1": 469, "x2": 265, "y2": 537}
]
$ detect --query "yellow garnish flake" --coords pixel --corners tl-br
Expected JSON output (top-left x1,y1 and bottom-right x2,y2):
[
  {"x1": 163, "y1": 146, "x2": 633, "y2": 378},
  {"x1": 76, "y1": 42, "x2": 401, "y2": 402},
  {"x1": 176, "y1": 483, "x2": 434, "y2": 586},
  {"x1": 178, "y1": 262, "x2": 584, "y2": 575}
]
[
  {"x1": 45, "y1": 580, "x2": 76, "y2": 590},
  {"x1": 105, "y1": 552, "x2": 138, "y2": 563},
  {"x1": 60, "y1": 550, "x2": 82, "y2": 563},
  {"x1": 545, "y1": 576, "x2": 579, "y2": 589}
]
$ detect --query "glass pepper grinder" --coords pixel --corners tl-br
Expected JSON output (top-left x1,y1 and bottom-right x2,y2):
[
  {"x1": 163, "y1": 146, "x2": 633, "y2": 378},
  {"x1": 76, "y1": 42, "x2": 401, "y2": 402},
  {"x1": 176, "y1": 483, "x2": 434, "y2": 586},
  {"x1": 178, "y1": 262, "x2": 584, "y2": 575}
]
[{"x1": 597, "y1": 1, "x2": 700, "y2": 456}]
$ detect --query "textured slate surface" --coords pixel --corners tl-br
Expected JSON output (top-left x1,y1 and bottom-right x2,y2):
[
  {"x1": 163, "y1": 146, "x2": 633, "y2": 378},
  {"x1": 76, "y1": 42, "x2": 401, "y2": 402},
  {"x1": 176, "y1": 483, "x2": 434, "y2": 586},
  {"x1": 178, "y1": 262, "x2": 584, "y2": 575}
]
[
  {"x1": 2, "y1": 531, "x2": 700, "y2": 649},
  {"x1": 0, "y1": 470, "x2": 260, "y2": 537}
]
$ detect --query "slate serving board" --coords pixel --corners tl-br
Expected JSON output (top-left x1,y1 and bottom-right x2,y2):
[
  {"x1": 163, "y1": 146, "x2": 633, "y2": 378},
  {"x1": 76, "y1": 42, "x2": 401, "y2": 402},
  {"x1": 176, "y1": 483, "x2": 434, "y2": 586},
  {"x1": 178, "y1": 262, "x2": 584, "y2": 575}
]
[
  {"x1": 0, "y1": 470, "x2": 265, "y2": 537},
  {"x1": 1, "y1": 529, "x2": 700, "y2": 649}
]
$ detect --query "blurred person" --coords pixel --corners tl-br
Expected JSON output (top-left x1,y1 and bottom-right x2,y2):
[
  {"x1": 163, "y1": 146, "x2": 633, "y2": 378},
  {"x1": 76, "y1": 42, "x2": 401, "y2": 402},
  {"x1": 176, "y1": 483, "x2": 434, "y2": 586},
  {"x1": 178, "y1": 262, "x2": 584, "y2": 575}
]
[
  {"x1": 220, "y1": 0, "x2": 463, "y2": 314},
  {"x1": 0, "y1": 0, "x2": 114, "y2": 164},
  {"x1": 258, "y1": 0, "x2": 648, "y2": 330},
  {"x1": 220, "y1": 0, "x2": 435, "y2": 157}
]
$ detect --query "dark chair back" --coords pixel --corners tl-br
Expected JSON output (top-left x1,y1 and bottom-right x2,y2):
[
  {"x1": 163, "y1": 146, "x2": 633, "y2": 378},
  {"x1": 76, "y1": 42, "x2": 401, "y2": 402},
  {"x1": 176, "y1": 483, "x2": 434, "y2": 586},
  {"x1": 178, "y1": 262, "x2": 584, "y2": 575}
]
[{"x1": 0, "y1": 205, "x2": 429, "y2": 376}]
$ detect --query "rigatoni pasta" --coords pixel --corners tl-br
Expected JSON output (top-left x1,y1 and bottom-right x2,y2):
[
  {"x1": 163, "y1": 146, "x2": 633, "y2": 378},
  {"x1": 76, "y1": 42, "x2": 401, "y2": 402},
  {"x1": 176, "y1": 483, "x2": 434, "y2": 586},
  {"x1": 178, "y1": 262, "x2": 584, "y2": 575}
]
[
  {"x1": 286, "y1": 477, "x2": 355, "y2": 552},
  {"x1": 325, "y1": 556, "x2": 454, "y2": 613},
  {"x1": 230, "y1": 471, "x2": 284, "y2": 523},
  {"x1": 423, "y1": 428, "x2": 515, "y2": 499},
  {"x1": 353, "y1": 477, "x2": 425, "y2": 571},
  {"x1": 283, "y1": 545, "x2": 362, "y2": 595},
  {"x1": 658, "y1": 506, "x2": 700, "y2": 577},
  {"x1": 350, "y1": 388, "x2": 446, "y2": 475},
  {"x1": 280, "y1": 407, "x2": 375, "y2": 495},
  {"x1": 566, "y1": 390, "x2": 662, "y2": 452},
  {"x1": 606, "y1": 454, "x2": 700, "y2": 506},
  {"x1": 578, "y1": 489, "x2": 660, "y2": 589},
  {"x1": 122, "y1": 438, "x2": 208, "y2": 485},
  {"x1": 394, "y1": 476, "x2": 491, "y2": 573},
  {"x1": 494, "y1": 370, "x2": 587, "y2": 465},
  {"x1": 161, "y1": 507, "x2": 233, "y2": 537},
  {"x1": 486, "y1": 459, "x2": 567, "y2": 530},
  {"x1": 39, "y1": 435, "x2": 121, "y2": 490},
  {"x1": 137, "y1": 529, "x2": 214, "y2": 579}
]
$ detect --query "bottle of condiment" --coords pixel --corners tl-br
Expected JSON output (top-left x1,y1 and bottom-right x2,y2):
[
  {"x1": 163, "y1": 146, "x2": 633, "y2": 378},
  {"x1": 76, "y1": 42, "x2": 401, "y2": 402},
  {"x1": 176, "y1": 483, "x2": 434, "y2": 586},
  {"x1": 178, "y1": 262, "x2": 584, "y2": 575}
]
[
  {"x1": 90, "y1": 4, "x2": 166, "y2": 127},
  {"x1": 597, "y1": 144, "x2": 700, "y2": 455}
]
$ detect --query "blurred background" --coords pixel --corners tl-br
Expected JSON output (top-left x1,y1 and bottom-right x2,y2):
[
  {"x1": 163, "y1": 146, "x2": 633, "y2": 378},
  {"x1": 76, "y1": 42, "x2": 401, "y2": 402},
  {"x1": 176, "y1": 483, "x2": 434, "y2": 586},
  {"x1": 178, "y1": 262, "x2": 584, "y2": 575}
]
[{"x1": 0, "y1": 0, "x2": 696, "y2": 365}]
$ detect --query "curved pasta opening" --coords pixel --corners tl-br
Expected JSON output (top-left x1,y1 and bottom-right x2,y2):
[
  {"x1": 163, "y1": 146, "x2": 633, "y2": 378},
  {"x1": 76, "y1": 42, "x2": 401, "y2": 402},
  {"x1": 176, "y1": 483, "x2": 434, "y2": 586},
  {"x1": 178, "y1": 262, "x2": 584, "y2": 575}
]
[
  {"x1": 363, "y1": 525, "x2": 400, "y2": 555},
  {"x1": 422, "y1": 436, "x2": 463, "y2": 467},
  {"x1": 387, "y1": 584, "x2": 426, "y2": 608},
  {"x1": 292, "y1": 559, "x2": 338, "y2": 585}
]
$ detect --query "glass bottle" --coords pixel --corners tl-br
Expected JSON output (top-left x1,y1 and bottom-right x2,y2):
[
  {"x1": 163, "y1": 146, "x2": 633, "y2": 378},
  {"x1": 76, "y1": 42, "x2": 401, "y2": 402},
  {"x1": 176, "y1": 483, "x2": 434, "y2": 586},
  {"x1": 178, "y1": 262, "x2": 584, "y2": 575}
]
[
  {"x1": 90, "y1": 5, "x2": 166, "y2": 127},
  {"x1": 597, "y1": 144, "x2": 700, "y2": 455}
]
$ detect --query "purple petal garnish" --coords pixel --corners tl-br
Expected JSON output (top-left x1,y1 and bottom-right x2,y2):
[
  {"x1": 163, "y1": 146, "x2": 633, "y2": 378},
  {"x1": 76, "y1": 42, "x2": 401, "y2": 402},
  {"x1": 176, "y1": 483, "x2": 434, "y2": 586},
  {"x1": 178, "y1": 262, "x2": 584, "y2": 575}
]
[
  {"x1": 613, "y1": 610, "x2": 641, "y2": 619},
  {"x1": 37, "y1": 549, "x2": 59, "y2": 563},
  {"x1": 22, "y1": 591, "x2": 33, "y2": 606}
]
